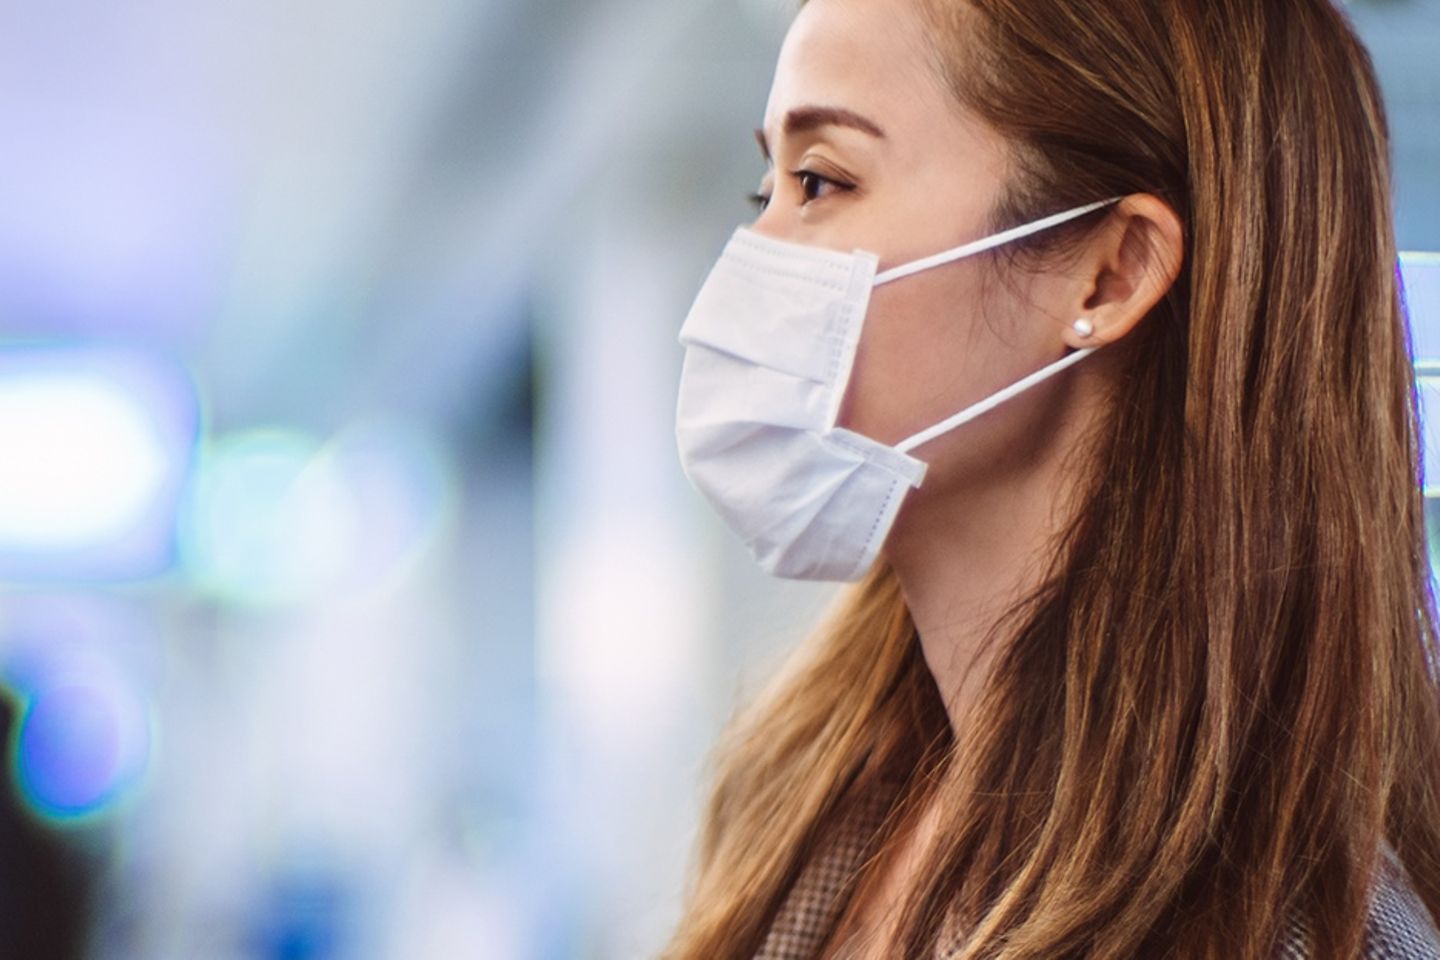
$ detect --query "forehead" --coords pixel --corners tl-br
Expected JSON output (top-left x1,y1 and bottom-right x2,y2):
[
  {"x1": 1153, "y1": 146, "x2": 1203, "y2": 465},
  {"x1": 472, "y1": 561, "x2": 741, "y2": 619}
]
[{"x1": 762, "y1": 0, "x2": 954, "y2": 140}]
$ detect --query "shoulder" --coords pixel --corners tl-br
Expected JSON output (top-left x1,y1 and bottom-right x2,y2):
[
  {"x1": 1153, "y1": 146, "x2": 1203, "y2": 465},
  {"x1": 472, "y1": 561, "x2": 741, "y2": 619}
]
[
  {"x1": 1275, "y1": 841, "x2": 1440, "y2": 959},
  {"x1": 1365, "y1": 842, "x2": 1440, "y2": 958}
]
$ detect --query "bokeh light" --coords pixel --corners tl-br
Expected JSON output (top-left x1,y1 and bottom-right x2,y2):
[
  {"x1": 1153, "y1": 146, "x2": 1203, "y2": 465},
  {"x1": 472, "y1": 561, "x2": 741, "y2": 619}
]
[
  {"x1": 0, "y1": 597, "x2": 157, "y2": 826},
  {"x1": 13, "y1": 681, "x2": 152, "y2": 822},
  {"x1": 0, "y1": 345, "x2": 199, "y2": 581},
  {"x1": 177, "y1": 421, "x2": 456, "y2": 609},
  {"x1": 178, "y1": 428, "x2": 324, "y2": 608}
]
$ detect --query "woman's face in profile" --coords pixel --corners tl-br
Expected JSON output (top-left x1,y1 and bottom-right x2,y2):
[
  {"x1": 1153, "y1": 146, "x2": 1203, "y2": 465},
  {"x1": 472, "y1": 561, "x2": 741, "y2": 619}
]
[{"x1": 754, "y1": 0, "x2": 1089, "y2": 501}]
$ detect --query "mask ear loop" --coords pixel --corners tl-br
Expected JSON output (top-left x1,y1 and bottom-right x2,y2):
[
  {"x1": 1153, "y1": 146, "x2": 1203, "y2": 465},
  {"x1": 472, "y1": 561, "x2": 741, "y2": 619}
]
[
  {"x1": 872, "y1": 196, "x2": 1123, "y2": 286},
  {"x1": 879, "y1": 196, "x2": 1123, "y2": 455},
  {"x1": 894, "y1": 345, "x2": 1098, "y2": 455}
]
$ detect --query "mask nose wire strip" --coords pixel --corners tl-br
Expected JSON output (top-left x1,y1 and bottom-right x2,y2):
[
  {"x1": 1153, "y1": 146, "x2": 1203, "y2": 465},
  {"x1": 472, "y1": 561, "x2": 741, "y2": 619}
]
[
  {"x1": 894, "y1": 345, "x2": 1099, "y2": 455},
  {"x1": 871, "y1": 196, "x2": 1123, "y2": 287}
]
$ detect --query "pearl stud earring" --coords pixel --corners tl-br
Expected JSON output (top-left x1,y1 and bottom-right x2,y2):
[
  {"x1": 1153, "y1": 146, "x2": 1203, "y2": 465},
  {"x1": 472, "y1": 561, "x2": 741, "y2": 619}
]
[{"x1": 1073, "y1": 317, "x2": 1095, "y2": 338}]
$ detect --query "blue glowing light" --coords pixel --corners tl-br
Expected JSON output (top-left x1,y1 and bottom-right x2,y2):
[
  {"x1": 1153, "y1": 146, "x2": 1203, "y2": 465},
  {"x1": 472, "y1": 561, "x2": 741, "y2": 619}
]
[
  {"x1": 10, "y1": 679, "x2": 152, "y2": 822},
  {"x1": 19, "y1": 687, "x2": 120, "y2": 814},
  {"x1": 0, "y1": 596, "x2": 157, "y2": 823}
]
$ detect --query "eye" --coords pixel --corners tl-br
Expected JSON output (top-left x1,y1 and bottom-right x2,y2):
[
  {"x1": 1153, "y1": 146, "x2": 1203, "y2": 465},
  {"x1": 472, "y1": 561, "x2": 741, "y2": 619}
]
[
  {"x1": 745, "y1": 169, "x2": 853, "y2": 214},
  {"x1": 794, "y1": 169, "x2": 849, "y2": 204}
]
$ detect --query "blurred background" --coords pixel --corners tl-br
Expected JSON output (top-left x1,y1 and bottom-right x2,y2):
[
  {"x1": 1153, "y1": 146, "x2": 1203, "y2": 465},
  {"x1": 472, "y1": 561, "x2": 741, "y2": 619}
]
[{"x1": 0, "y1": 0, "x2": 1434, "y2": 957}]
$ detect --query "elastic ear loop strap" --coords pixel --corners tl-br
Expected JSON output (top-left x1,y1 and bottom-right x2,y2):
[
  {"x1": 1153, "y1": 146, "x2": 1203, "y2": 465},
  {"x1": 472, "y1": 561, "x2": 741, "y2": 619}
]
[
  {"x1": 894, "y1": 345, "x2": 1098, "y2": 454},
  {"x1": 878, "y1": 195, "x2": 1121, "y2": 455},
  {"x1": 872, "y1": 196, "x2": 1124, "y2": 286}
]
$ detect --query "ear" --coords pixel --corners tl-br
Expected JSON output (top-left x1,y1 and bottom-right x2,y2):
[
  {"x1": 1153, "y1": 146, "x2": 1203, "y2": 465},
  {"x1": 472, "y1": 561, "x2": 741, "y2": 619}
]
[{"x1": 1059, "y1": 193, "x2": 1184, "y2": 350}]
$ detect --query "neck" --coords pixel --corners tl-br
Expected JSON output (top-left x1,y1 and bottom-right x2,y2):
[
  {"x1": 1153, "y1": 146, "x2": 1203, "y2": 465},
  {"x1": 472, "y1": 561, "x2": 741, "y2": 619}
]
[{"x1": 883, "y1": 374, "x2": 1102, "y2": 736}]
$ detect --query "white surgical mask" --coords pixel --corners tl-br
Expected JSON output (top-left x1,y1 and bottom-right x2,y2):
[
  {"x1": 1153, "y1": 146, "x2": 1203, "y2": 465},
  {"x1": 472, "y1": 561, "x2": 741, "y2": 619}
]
[{"x1": 675, "y1": 196, "x2": 1122, "y2": 582}]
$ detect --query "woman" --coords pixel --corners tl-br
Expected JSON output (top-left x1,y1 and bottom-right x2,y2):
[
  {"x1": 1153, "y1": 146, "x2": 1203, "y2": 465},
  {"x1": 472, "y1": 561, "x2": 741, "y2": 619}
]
[{"x1": 665, "y1": 0, "x2": 1440, "y2": 958}]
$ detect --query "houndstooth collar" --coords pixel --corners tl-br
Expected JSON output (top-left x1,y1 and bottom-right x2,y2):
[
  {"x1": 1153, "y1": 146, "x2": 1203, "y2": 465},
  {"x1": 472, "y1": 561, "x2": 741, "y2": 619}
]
[{"x1": 753, "y1": 777, "x2": 1440, "y2": 960}]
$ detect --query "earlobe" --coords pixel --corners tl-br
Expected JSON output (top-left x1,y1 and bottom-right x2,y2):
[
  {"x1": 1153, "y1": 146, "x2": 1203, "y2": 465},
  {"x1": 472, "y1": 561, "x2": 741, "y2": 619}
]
[{"x1": 1061, "y1": 312, "x2": 1104, "y2": 350}]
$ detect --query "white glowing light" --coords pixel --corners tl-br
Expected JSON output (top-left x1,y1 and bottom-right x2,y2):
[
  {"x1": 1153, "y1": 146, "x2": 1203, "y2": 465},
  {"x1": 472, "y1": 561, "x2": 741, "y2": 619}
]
[{"x1": 0, "y1": 374, "x2": 169, "y2": 549}]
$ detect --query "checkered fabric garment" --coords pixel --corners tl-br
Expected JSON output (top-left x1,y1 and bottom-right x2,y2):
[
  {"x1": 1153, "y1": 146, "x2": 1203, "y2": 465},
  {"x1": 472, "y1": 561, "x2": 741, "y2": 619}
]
[{"x1": 752, "y1": 778, "x2": 1440, "y2": 959}]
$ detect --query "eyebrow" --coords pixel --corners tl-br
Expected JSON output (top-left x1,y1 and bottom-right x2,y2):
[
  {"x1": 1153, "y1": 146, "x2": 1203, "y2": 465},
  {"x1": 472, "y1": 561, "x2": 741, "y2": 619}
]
[{"x1": 753, "y1": 105, "x2": 887, "y2": 161}]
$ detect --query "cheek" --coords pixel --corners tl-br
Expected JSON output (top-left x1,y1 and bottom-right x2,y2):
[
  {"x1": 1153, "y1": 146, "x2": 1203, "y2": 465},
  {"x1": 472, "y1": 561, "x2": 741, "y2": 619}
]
[
  {"x1": 837, "y1": 268, "x2": 992, "y2": 446},
  {"x1": 837, "y1": 267, "x2": 1081, "y2": 504}
]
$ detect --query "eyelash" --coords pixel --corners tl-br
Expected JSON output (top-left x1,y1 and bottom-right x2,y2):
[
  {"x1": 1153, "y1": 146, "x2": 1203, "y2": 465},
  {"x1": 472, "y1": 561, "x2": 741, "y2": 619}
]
[{"x1": 748, "y1": 169, "x2": 854, "y2": 212}]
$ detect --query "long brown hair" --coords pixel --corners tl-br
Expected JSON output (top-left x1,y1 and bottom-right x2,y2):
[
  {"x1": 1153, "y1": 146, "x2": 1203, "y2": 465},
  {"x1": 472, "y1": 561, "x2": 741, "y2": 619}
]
[{"x1": 662, "y1": 1, "x2": 1440, "y2": 957}]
